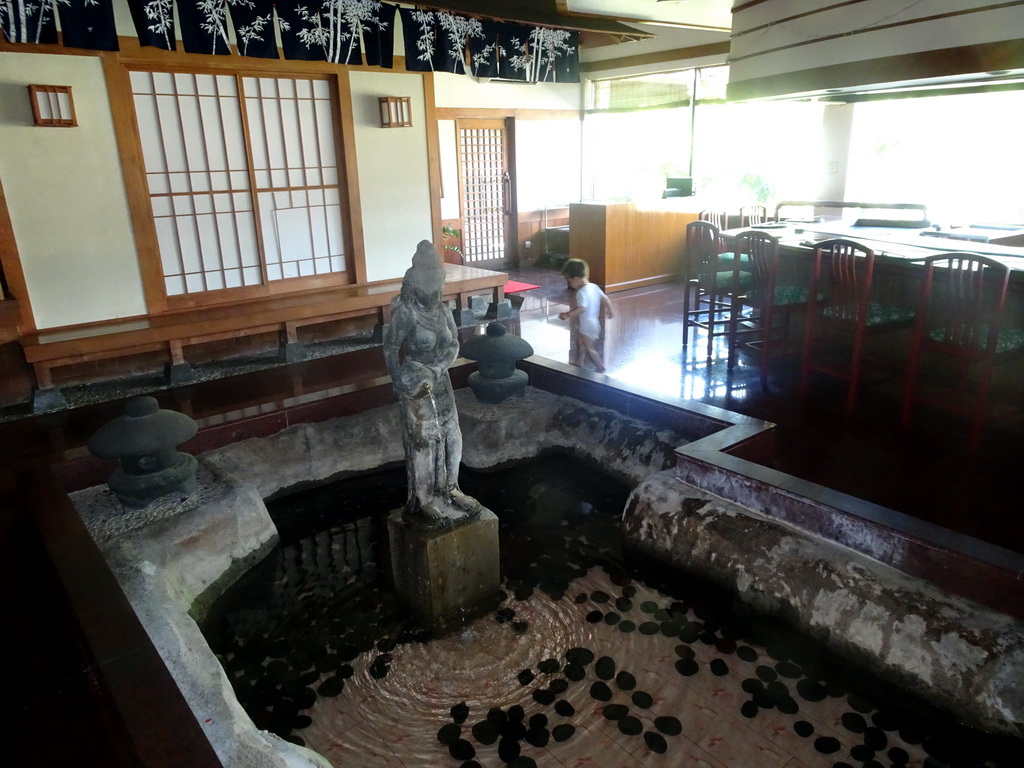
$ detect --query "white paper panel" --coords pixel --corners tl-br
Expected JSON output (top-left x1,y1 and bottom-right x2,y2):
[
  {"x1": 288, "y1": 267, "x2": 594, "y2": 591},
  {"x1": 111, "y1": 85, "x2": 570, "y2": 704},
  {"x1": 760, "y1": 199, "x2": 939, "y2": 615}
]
[
  {"x1": 133, "y1": 95, "x2": 166, "y2": 172},
  {"x1": 176, "y1": 217, "x2": 202, "y2": 274},
  {"x1": 130, "y1": 70, "x2": 154, "y2": 94},
  {"x1": 274, "y1": 208, "x2": 315, "y2": 270},
  {"x1": 326, "y1": 205, "x2": 344, "y2": 257},
  {"x1": 155, "y1": 218, "x2": 183, "y2": 275},
  {"x1": 133, "y1": 70, "x2": 346, "y2": 292},
  {"x1": 310, "y1": 207, "x2": 329, "y2": 258},
  {"x1": 246, "y1": 97, "x2": 269, "y2": 172},
  {"x1": 185, "y1": 272, "x2": 205, "y2": 293},
  {"x1": 178, "y1": 95, "x2": 208, "y2": 173},
  {"x1": 156, "y1": 94, "x2": 186, "y2": 172},
  {"x1": 165, "y1": 275, "x2": 186, "y2": 295}
]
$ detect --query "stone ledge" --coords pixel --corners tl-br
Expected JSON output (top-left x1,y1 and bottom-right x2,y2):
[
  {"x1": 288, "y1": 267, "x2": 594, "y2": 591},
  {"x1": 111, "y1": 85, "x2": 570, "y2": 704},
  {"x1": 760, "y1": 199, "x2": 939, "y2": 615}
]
[
  {"x1": 202, "y1": 387, "x2": 685, "y2": 502},
  {"x1": 72, "y1": 463, "x2": 331, "y2": 768},
  {"x1": 622, "y1": 469, "x2": 1024, "y2": 738},
  {"x1": 67, "y1": 387, "x2": 687, "y2": 768}
]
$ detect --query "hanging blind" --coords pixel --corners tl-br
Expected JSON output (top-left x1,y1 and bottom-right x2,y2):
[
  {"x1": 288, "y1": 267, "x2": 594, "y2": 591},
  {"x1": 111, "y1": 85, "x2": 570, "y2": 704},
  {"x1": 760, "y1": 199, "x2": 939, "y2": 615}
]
[
  {"x1": 589, "y1": 75, "x2": 692, "y2": 112},
  {"x1": 588, "y1": 66, "x2": 729, "y2": 113}
]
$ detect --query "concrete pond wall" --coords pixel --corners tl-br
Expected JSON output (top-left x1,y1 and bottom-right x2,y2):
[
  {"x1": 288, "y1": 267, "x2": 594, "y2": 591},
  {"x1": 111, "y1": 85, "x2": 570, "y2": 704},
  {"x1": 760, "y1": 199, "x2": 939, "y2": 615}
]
[
  {"x1": 69, "y1": 387, "x2": 1023, "y2": 767},
  {"x1": 70, "y1": 389, "x2": 685, "y2": 767}
]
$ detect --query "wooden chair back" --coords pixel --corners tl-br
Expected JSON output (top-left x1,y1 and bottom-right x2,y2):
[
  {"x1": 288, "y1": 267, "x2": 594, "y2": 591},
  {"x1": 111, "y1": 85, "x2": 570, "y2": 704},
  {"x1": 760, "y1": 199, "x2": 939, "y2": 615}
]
[
  {"x1": 699, "y1": 209, "x2": 729, "y2": 230},
  {"x1": 740, "y1": 204, "x2": 768, "y2": 227},
  {"x1": 901, "y1": 253, "x2": 1015, "y2": 449},
  {"x1": 811, "y1": 239, "x2": 875, "y2": 324},
  {"x1": 685, "y1": 220, "x2": 722, "y2": 284},
  {"x1": 912, "y1": 253, "x2": 1010, "y2": 356},
  {"x1": 733, "y1": 229, "x2": 780, "y2": 304}
]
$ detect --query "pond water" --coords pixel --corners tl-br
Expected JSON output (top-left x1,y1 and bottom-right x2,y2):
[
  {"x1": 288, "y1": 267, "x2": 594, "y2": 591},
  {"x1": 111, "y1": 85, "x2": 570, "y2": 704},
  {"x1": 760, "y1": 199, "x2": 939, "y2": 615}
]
[{"x1": 203, "y1": 454, "x2": 1019, "y2": 767}]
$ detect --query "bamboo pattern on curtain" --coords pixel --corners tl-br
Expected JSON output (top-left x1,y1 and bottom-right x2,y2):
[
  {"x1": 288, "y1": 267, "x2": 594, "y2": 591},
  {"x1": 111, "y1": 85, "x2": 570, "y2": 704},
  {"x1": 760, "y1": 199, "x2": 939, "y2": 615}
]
[
  {"x1": 4, "y1": 0, "x2": 580, "y2": 82},
  {"x1": 1, "y1": 0, "x2": 58, "y2": 44}
]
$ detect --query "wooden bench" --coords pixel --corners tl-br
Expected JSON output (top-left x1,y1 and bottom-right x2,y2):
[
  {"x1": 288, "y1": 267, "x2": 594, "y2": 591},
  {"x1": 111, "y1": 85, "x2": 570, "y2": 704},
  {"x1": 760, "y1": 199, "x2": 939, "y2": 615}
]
[{"x1": 20, "y1": 264, "x2": 508, "y2": 410}]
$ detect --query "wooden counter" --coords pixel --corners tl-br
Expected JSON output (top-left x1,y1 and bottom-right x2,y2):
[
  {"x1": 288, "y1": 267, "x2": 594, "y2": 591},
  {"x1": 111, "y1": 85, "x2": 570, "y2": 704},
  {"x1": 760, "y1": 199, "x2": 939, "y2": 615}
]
[{"x1": 569, "y1": 202, "x2": 698, "y2": 293}]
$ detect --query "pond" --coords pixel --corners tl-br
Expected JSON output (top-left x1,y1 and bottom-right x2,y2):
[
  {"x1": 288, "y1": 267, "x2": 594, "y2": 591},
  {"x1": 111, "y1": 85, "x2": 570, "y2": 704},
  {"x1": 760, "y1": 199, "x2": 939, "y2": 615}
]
[{"x1": 202, "y1": 454, "x2": 1018, "y2": 768}]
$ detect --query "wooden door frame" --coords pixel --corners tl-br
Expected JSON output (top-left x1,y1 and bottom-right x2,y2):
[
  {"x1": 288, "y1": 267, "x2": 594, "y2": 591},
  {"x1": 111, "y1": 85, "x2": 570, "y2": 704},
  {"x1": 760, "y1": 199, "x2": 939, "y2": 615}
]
[
  {"x1": 452, "y1": 116, "x2": 518, "y2": 269},
  {"x1": 0, "y1": 175, "x2": 35, "y2": 333}
]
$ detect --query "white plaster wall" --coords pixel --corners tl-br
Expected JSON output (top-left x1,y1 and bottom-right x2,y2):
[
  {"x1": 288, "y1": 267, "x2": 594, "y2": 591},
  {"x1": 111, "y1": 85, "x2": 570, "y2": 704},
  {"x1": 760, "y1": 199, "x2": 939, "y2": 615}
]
[
  {"x1": 819, "y1": 104, "x2": 854, "y2": 201},
  {"x1": 0, "y1": 53, "x2": 146, "y2": 329},
  {"x1": 348, "y1": 71, "x2": 433, "y2": 282},
  {"x1": 438, "y1": 120, "x2": 460, "y2": 221},
  {"x1": 434, "y1": 72, "x2": 581, "y2": 110}
]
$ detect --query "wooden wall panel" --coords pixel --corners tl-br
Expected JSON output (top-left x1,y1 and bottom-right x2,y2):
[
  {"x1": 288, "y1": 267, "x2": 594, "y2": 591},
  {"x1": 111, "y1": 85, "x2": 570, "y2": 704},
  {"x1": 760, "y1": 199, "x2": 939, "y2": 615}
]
[
  {"x1": 569, "y1": 203, "x2": 695, "y2": 293},
  {"x1": 517, "y1": 208, "x2": 569, "y2": 267}
]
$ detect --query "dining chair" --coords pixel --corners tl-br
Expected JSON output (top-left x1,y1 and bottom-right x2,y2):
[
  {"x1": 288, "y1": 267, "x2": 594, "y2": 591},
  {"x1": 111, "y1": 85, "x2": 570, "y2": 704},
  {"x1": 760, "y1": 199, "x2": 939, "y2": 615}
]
[
  {"x1": 800, "y1": 239, "x2": 915, "y2": 412},
  {"x1": 699, "y1": 209, "x2": 729, "y2": 230},
  {"x1": 728, "y1": 230, "x2": 811, "y2": 387},
  {"x1": 699, "y1": 209, "x2": 747, "y2": 270},
  {"x1": 740, "y1": 204, "x2": 768, "y2": 228},
  {"x1": 682, "y1": 220, "x2": 752, "y2": 362},
  {"x1": 900, "y1": 253, "x2": 1024, "y2": 451}
]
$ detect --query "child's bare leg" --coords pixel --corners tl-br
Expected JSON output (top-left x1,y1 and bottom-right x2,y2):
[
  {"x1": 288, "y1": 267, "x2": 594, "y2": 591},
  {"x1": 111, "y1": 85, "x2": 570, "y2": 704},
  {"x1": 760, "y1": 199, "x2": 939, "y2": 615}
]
[
  {"x1": 569, "y1": 332, "x2": 584, "y2": 367},
  {"x1": 579, "y1": 333, "x2": 605, "y2": 373}
]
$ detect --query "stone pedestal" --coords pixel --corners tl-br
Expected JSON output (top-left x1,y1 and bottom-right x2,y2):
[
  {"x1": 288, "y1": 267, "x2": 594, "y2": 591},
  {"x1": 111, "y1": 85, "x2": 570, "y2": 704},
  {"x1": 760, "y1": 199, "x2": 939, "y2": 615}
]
[
  {"x1": 32, "y1": 387, "x2": 68, "y2": 413},
  {"x1": 165, "y1": 361, "x2": 196, "y2": 385},
  {"x1": 451, "y1": 307, "x2": 476, "y2": 326},
  {"x1": 388, "y1": 508, "x2": 500, "y2": 631},
  {"x1": 486, "y1": 298, "x2": 512, "y2": 319},
  {"x1": 280, "y1": 340, "x2": 308, "y2": 363}
]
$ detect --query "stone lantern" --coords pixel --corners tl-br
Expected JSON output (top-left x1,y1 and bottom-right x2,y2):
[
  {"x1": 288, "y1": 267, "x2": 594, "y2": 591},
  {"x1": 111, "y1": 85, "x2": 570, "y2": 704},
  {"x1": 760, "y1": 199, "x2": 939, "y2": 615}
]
[
  {"x1": 88, "y1": 396, "x2": 199, "y2": 507},
  {"x1": 460, "y1": 322, "x2": 534, "y2": 404}
]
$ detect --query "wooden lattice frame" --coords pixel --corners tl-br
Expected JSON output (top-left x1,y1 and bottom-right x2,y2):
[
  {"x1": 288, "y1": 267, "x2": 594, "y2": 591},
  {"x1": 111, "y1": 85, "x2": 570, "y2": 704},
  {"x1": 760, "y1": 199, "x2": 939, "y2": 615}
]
[{"x1": 27, "y1": 85, "x2": 77, "y2": 127}]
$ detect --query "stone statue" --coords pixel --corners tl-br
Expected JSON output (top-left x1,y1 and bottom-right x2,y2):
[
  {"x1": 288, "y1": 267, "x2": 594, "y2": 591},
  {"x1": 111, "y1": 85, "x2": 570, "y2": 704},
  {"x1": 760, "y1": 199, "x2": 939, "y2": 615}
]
[{"x1": 384, "y1": 240, "x2": 482, "y2": 529}]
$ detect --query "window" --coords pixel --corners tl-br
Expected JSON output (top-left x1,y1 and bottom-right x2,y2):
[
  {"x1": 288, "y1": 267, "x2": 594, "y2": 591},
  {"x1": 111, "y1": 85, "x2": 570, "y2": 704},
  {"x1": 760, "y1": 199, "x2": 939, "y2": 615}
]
[
  {"x1": 130, "y1": 70, "x2": 347, "y2": 298},
  {"x1": 846, "y1": 91, "x2": 1024, "y2": 226},
  {"x1": 692, "y1": 100, "x2": 825, "y2": 204},
  {"x1": 583, "y1": 67, "x2": 730, "y2": 203}
]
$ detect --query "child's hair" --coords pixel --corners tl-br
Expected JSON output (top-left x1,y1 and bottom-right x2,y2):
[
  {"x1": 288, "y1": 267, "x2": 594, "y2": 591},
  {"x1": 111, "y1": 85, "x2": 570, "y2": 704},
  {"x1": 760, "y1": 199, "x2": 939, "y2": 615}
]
[{"x1": 561, "y1": 258, "x2": 589, "y2": 280}]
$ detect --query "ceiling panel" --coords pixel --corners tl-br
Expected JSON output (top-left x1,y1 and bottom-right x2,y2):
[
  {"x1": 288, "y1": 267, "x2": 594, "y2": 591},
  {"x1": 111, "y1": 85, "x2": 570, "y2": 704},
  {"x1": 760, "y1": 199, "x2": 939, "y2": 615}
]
[{"x1": 561, "y1": 0, "x2": 731, "y2": 30}]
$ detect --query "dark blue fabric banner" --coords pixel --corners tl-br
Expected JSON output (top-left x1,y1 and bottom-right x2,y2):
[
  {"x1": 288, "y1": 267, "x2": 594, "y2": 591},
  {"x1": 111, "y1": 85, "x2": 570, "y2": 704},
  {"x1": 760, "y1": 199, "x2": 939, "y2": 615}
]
[
  {"x1": 126, "y1": 0, "x2": 176, "y2": 50},
  {"x1": 277, "y1": 1, "x2": 363, "y2": 64},
  {"x1": 534, "y1": 28, "x2": 580, "y2": 83},
  {"x1": 177, "y1": 0, "x2": 232, "y2": 56},
  {"x1": 468, "y1": 20, "x2": 502, "y2": 79},
  {"x1": 400, "y1": 6, "x2": 438, "y2": 72},
  {"x1": 362, "y1": 2, "x2": 397, "y2": 69},
  {"x1": 432, "y1": 10, "x2": 485, "y2": 75},
  {"x1": 229, "y1": 0, "x2": 277, "y2": 59},
  {"x1": 57, "y1": 0, "x2": 118, "y2": 51},
  {"x1": 1, "y1": 0, "x2": 59, "y2": 45},
  {"x1": 496, "y1": 23, "x2": 532, "y2": 82}
]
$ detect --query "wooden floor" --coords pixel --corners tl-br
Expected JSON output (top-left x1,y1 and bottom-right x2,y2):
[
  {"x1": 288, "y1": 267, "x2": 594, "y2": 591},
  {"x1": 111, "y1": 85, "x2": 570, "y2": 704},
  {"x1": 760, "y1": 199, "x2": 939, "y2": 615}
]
[
  {"x1": 512, "y1": 264, "x2": 1024, "y2": 556},
  {"x1": 1, "y1": 264, "x2": 1021, "y2": 765}
]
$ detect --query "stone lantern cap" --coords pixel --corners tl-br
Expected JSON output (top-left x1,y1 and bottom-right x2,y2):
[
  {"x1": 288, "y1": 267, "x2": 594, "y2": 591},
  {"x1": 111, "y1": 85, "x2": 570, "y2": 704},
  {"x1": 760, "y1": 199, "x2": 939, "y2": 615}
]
[
  {"x1": 88, "y1": 396, "x2": 198, "y2": 460},
  {"x1": 460, "y1": 322, "x2": 534, "y2": 363}
]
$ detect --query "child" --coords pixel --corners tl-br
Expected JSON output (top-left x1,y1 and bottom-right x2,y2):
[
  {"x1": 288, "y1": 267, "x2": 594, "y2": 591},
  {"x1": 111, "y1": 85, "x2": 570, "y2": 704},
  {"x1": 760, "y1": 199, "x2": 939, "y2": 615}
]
[{"x1": 558, "y1": 258, "x2": 614, "y2": 373}]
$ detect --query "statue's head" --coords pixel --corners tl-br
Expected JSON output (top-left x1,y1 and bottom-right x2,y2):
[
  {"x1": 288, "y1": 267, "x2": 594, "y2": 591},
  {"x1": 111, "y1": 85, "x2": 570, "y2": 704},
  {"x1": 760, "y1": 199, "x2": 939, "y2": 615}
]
[{"x1": 404, "y1": 240, "x2": 445, "y2": 305}]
